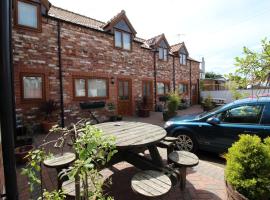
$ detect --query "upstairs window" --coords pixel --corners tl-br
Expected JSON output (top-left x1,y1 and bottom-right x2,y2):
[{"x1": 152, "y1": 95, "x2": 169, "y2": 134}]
[
  {"x1": 159, "y1": 48, "x2": 168, "y2": 61},
  {"x1": 179, "y1": 83, "x2": 188, "y2": 94},
  {"x1": 114, "y1": 30, "x2": 131, "y2": 50},
  {"x1": 180, "y1": 53, "x2": 187, "y2": 65},
  {"x1": 16, "y1": 0, "x2": 41, "y2": 30}
]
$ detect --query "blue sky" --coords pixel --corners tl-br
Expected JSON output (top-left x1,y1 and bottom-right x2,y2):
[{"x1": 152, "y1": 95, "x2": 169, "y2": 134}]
[{"x1": 50, "y1": 0, "x2": 270, "y2": 75}]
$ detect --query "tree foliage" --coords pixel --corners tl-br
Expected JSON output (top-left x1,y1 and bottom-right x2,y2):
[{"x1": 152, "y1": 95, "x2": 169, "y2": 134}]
[
  {"x1": 205, "y1": 72, "x2": 224, "y2": 79},
  {"x1": 234, "y1": 38, "x2": 270, "y2": 86}
]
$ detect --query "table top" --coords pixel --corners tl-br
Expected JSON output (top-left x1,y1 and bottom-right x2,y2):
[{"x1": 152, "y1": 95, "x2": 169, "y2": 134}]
[
  {"x1": 43, "y1": 152, "x2": 76, "y2": 168},
  {"x1": 168, "y1": 151, "x2": 199, "y2": 167},
  {"x1": 131, "y1": 170, "x2": 171, "y2": 197},
  {"x1": 94, "y1": 121, "x2": 166, "y2": 149}
]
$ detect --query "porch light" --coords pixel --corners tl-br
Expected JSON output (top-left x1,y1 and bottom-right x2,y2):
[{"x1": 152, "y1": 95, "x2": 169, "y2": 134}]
[{"x1": 111, "y1": 76, "x2": 115, "y2": 84}]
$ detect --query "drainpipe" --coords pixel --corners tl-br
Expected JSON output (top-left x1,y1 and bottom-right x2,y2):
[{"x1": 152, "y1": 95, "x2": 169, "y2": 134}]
[
  {"x1": 0, "y1": 0, "x2": 18, "y2": 199},
  {"x1": 57, "y1": 21, "x2": 65, "y2": 127},
  {"x1": 153, "y1": 50, "x2": 157, "y2": 110},
  {"x1": 173, "y1": 56, "x2": 176, "y2": 92},
  {"x1": 189, "y1": 60, "x2": 192, "y2": 105}
]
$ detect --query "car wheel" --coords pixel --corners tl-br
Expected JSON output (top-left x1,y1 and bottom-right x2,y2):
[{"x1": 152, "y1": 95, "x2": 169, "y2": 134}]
[{"x1": 174, "y1": 132, "x2": 197, "y2": 152}]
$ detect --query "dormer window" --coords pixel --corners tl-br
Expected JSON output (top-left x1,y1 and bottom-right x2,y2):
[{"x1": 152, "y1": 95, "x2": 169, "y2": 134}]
[
  {"x1": 15, "y1": 0, "x2": 41, "y2": 31},
  {"x1": 180, "y1": 53, "x2": 187, "y2": 65},
  {"x1": 159, "y1": 47, "x2": 168, "y2": 61},
  {"x1": 114, "y1": 30, "x2": 131, "y2": 50}
]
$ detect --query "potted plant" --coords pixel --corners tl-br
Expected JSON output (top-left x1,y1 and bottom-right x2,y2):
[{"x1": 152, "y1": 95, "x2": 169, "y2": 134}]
[
  {"x1": 225, "y1": 134, "x2": 270, "y2": 200},
  {"x1": 40, "y1": 100, "x2": 59, "y2": 133},
  {"x1": 201, "y1": 95, "x2": 215, "y2": 111},
  {"x1": 107, "y1": 102, "x2": 117, "y2": 122},
  {"x1": 137, "y1": 96, "x2": 150, "y2": 117},
  {"x1": 163, "y1": 92, "x2": 180, "y2": 121}
]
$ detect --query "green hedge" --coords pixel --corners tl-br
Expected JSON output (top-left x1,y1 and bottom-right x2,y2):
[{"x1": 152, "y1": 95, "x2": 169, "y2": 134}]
[{"x1": 225, "y1": 135, "x2": 270, "y2": 200}]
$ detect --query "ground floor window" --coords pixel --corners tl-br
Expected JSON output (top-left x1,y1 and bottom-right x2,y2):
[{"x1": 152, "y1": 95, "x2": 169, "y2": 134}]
[
  {"x1": 157, "y1": 82, "x2": 170, "y2": 95},
  {"x1": 21, "y1": 73, "x2": 44, "y2": 100},
  {"x1": 74, "y1": 77, "x2": 108, "y2": 99},
  {"x1": 179, "y1": 83, "x2": 188, "y2": 94}
]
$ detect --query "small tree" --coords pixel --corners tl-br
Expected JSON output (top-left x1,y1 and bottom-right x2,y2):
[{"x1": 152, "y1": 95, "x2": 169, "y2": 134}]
[{"x1": 234, "y1": 38, "x2": 270, "y2": 87}]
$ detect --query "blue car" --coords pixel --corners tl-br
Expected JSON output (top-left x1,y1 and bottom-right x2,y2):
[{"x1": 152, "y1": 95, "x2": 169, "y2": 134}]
[{"x1": 164, "y1": 97, "x2": 270, "y2": 153}]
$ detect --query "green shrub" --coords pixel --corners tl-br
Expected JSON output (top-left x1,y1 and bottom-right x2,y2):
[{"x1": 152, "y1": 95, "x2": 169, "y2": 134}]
[
  {"x1": 167, "y1": 92, "x2": 180, "y2": 113},
  {"x1": 201, "y1": 95, "x2": 215, "y2": 111},
  {"x1": 225, "y1": 135, "x2": 270, "y2": 200}
]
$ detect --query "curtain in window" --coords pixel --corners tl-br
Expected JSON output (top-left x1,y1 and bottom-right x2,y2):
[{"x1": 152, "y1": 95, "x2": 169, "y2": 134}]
[
  {"x1": 163, "y1": 49, "x2": 167, "y2": 61},
  {"x1": 88, "y1": 79, "x2": 107, "y2": 97},
  {"x1": 157, "y1": 82, "x2": 165, "y2": 95},
  {"x1": 115, "y1": 31, "x2": 122, "y2": 47},
  {"x1": 23, "y1": 76, "x2": 42, "y2": 98},
  {"x1": 159, "y1": 48, "x2": 163, "y2": 59},
  {"x1": 18, "y1": 1, "x2": 38, "y2": 28},
  {"x1": 123, "y1": 33, "x2": 131, "y2": 50},
  {"x1": 75, "y1": 79, "x2": 86, "y2": 97}
]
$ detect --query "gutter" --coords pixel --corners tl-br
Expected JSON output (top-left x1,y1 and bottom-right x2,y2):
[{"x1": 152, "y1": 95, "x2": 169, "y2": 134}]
[
  {"x1": 57, "y1": 21, "x2": 65, "y2": 127},
  {"x1": 173, "y1": 56, "x2": 175, "y2": 92},
  {"x1": 0, "y1": 0, "x2": 18, "y2": 198},
  {"x1": 153, "y1": 50, "x2": 157, "y2": 110},
  {"x1": 189, "y1": 60, "x2": 192, "y2": 105}
]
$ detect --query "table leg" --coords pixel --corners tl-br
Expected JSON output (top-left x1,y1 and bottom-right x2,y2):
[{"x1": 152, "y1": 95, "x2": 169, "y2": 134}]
[
  {"x1": 179, "y1": 167, "x2": 187, "y2": 191},
  {"x1": 147, "y1": 145, "x2": 164, "y2": 167},
  {"x1": 56, "y1": 168, "x2": 63, "y2": 190}
]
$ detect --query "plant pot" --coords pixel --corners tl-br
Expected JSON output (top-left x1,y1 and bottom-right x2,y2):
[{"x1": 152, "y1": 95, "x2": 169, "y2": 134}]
[
  {"x1": 225, "y1": 181, "x2": 248, "y2": 200},
  {"x1": 117, "y1": 115, "x2": 123, "y2": 121},
  {"x1": 109, "y1": 115, "x2": 118, "y2": 122},
  {"x1": 138, "y1": 109, "x2": 150, "y2": 117},
  {"x1": 163, "y1": 111, "x2": 177, "y2": 121},
  {"x1": 42, "y1": 121, "x2": 57, "y2": 134},
  {"x1": 15, "y1": 145, "x2": 34, "y2": 164}
]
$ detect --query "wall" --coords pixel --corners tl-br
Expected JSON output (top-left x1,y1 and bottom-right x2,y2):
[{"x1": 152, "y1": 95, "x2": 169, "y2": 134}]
[
  {"x1": 13, "y1": 14, "x2": 200, "y2": 124},
  {"x1": 201, "y1": 89, "x2": 268, "y2": 103}
]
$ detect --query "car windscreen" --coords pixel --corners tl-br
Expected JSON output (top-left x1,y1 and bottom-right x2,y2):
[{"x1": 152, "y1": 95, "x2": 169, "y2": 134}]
[{"x1": 196, "y1": 104, "x2": 228, "y2": 119}]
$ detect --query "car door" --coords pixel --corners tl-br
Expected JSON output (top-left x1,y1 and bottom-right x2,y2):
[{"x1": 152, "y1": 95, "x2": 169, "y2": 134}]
[{"x1": 212, "y1": 103, "x2": 268, "y2": 153}]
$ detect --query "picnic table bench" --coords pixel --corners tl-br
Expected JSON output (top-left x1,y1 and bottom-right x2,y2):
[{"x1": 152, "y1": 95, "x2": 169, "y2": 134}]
[{"x1": 168, "y1": 151, "x2": 199, "y2": 190}]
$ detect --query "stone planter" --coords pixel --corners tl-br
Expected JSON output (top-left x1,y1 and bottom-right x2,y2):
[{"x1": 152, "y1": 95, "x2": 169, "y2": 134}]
[
  {"x1": 226, "y1": 181, "x2": 248, "y2": 200},
  {"x1": 163, "y1": 111, "x2": 177, "y2": 121}
]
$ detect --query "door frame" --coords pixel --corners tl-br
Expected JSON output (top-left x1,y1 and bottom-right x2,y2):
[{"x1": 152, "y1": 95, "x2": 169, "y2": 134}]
[{"x1": 117, "y1": 78, "x2": 133, "y2": 116}]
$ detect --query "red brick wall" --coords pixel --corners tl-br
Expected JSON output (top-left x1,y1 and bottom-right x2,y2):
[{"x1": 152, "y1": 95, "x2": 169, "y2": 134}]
[{"x1": 12, "y1": 15, "x2": 200, "y2": 124}]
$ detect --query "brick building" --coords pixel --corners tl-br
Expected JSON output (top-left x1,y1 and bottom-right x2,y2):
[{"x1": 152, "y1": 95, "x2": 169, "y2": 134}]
[{"x1": 12, "y1": 0, "x2": 200, "y2": 125}]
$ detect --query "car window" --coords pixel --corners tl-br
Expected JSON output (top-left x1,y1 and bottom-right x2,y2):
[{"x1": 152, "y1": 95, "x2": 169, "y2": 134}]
[{"x1": 216, "y1": 105, "x2": 263, "y2": 124}]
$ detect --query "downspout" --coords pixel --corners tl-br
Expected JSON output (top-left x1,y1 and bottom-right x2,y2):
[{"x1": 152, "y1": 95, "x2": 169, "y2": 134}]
[
  {"x1": 173, "y1": 56, "x2": 175, "y2": 92},
  {"x1": 57, "y1": 21, "x2": 65, "y2": 127},
  {"x1": 0, "y1": 0, "x2": 18, "y2": 199},
  {"x1": 153, "y1": 50, "x2": 157, "y2": 110},
  {"x1": 189, "y1": 60, "x2": 192, "y2": 105}
]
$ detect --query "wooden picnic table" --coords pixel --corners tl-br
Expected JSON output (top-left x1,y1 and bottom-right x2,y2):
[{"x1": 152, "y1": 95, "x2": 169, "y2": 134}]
[{"x1": 94, "y1": 121, "x2": 167, "y2": 169}]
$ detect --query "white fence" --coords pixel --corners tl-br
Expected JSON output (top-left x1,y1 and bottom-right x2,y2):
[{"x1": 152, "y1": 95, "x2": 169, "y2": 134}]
[{"x1": 201, "y1": 89, "x2": 269, "y2": 103}]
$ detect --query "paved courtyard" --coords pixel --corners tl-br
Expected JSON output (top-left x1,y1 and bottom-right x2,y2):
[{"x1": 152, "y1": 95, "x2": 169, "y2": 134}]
[{"x1": 17, "y1": 105, "x2": 227, "y2": 200}]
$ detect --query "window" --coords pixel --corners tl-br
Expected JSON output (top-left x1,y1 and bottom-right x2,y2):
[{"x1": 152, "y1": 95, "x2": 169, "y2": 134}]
[
  {"x1": 74, "y1": 79, "x2": 86, "y2": 97},
  {"x1": 74, "y1": 77, "x2": 108, "y2": 99},
  {"x1": 216, "y1": 105, "x2": 263, "y2": 124},
  {"x1": 157, "y1": 82, "x2": 170, "y2": 95},
  {"x1": 88, "y1": 79, "x2": 107, "y2": 97},
  {"x1": 22, "y1": 74, "x2": 44, "y2": 100},
  {"x1": 179, "y1": 83, "x2": 188, "y2": 94},
  {"x1": 180, "y1": 53, "x2": 187, "y2": 65},
  {"x1": 114, "y1": 30, "x2": 131, "y2": 50},
  {"x1": 159, "y1": 47, "x2": 168, "y2": 61},
  {"x1": 16, "y1": 0, "x2": 40, "y2": 30}
]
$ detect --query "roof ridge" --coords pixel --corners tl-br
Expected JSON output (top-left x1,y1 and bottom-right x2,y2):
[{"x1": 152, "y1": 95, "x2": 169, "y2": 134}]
[
  {"x1": 170, "y1": 42, "x2": 184, "y2": 47},
  {"x1": 50, "y1": 5, "x2": 106, "y2": 25},
  {"x1": 105, "y1": 9, "x2": 125, "y2": 24}
]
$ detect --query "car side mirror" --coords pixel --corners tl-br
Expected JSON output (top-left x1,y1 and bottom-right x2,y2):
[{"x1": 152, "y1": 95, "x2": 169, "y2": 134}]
[{"x1": 206, "y1": 117, "x2": 220, "y2": 125}]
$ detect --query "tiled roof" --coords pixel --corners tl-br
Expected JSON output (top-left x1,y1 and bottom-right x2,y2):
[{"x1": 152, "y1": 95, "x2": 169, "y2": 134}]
[
  {"x1": 144, "y1": 34, "x2": 164, "y2": 48},
  {"x1": 170, "y1": 42, "x2": 184, "y2": 53},
  {"x1": 103, "y1": 10, "x2": 125, "y2": 29},
  {"x1": 48, "y1": 6, "x2": 105, "y2": 31}
]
